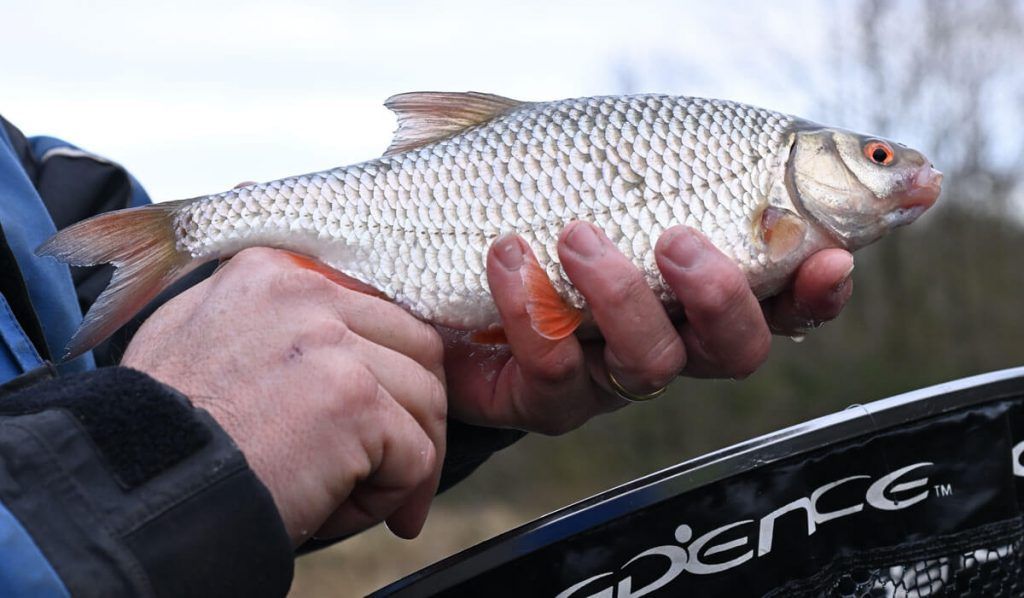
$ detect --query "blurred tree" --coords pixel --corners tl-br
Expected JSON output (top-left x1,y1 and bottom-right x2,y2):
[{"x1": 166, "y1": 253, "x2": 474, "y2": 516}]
[{"x1": 827, "y1": 0, "x2": 1024, "y2": 382}]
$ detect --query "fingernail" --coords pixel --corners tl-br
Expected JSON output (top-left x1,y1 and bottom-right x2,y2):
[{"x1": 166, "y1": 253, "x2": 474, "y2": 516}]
[
  {"x1": 495, "y1": 236, "x2": 524, "y2": 271},
  {"x1": 832, "y1": 261, "x2": 855, "y2": 294},
  {"x1": 564, "y1": 222, "x2": 605, "y2": 258},
  {"x1": 662, "y1": 228, "x2": 705, "y2": 270}
]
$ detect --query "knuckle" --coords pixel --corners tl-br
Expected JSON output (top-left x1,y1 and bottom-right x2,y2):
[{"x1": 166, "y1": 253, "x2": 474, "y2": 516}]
[
  {"x1": 327, "y1": 363, "x2": 379, "y2": 416},
  {"x1": 411, "y1": 436, "x2": 438, "y2": 482},
  {"x1": 601, "y1": 272, "x2": 649, "y2": 312},
  {"x1": 693, "y1": 269, "x2": 749, "y2": 315},
  {"x1": 506, "y1": 381, "x2": 582, "y2": 436},
  {"x1": 295, "y1": 319, "x2": 350, "y2": 351},
  {"x1": 351, "y1": 364, "x2": 380, "y2": 398},
  {"x1": 271, "y1": 268, "x2": 331, "y2": 296},
  {"x1": 267, "y1": 268, "x2": 303, "y2": 295},
  {"x1": 609, "y1": 334, "x2": 684, "y2": 391},
  {"x1": 727, "y1": 336, "x2": 771, "y2": 380},
  {"x1": 640, "y1": 337, "x2": 686, "y2": 386},
  {"x1": 230, "y1": 247, "x2": 271, "y2": 265},
  {"x1": 414, "y1": 324, "x2": 445, "y2": 368},
  {"x1": 390, "y1": 419, "x2": 437, "y2": 485},
  {"x1": 426, "y1": 379, "x2": 448, "y2": 426},
  {"x1": 406, "y1": 366, "x2": 447, "y2": 429},
  {"x1": 230, "y1": 248, "x2": 286, "y2": 276},
  {"x1": 317, "y1": 319, "x2": 352, "y2": 345},
  {"x1": 527, "y1": 350, "x2": 580, "y2": 386}
]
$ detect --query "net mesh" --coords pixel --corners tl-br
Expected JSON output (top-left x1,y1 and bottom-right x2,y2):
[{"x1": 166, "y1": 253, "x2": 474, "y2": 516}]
[{"x1": 768, "y1": 518, "x2": 1024, "y2": 597}]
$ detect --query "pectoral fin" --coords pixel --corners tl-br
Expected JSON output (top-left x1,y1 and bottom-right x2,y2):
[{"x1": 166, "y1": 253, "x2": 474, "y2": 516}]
[
  {"x1": 759, "y1": 207, "x2": 808, "y2": 262},
  {"x1": 520, "y1": 253, "x2": 583, "y2": 340}
]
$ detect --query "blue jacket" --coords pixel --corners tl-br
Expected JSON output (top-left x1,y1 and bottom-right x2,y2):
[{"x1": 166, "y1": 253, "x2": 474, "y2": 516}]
[{"x1": 0, "y1": 130, "x2": 94, "y2": 379}]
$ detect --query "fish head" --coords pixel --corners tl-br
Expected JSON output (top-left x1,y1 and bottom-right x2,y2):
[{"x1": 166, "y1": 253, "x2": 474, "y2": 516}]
[{"x1": 788, "y1": 128, "x2": 942, "y2": 250}]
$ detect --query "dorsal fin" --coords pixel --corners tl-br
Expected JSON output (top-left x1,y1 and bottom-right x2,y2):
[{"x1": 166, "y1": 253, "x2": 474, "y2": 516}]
[{"x1": 382, "y1": 91, "x2": 525, "y2": 157}]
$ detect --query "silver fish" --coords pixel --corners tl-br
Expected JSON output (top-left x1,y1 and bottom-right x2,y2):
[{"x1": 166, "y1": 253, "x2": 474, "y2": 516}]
[{"x1": 39, "y1": 92, "x2": 942, "y2": 358}]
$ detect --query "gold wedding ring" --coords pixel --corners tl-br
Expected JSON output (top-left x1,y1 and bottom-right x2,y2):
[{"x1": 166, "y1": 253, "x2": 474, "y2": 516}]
[{"x1": 607, "y1": 370, "x2": 669, "y2": 403}]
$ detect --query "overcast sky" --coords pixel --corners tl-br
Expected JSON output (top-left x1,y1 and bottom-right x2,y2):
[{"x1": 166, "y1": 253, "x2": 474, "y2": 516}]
[{"x1": 3, "y1": 0, "x2": 834, "y2": 199}]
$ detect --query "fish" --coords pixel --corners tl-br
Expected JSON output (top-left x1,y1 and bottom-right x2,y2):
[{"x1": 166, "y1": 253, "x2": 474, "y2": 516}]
[{"x1": 38, "y1": 91, "x2": 942, "y2": 359}]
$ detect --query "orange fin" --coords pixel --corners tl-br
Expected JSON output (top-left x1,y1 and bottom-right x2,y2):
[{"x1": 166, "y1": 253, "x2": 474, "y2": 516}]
[
  {"x1": 382, "y1": 91, "x2": 525, "y2": 157},
  {"x1": 520, "y1": 254, "x2": 583, "y2": 340},
  {"x1": 36, "y1": 200, "x2": 195, "y2": 360},
  {"x1": 471, "y1": 327, "x2": 509, "y2": 344},
  {"x1": 283, "y1": 252, "x2": 387, "y2": 299},
  {"x1": 760, "y1": 207, "x2": 808, "y2": 261}
]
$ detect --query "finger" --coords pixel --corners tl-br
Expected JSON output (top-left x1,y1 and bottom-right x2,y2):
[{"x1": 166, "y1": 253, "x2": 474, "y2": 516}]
[
  {"x1": 655, "y1": 226, "x2": 771, "y2": 379},
  {"x1": 330, "y1": 290, "x2": 446, "y2": 379},
  {"x1": 344, "y1": 335, "x2": 447, "y2": 536},
  {"x1": 558, "y1": 221, "x2": 686, "y2": 396},
  {"x1": 474, "y1": 235, "x2": 614, "y2": 435},
  {"x1": 346, "y1": 334, "x2": 448, "y2": 477},
  {"x1": 766, "y1": 249, "x2": 854, "y2": 335},
  {"x1": 345, "y1": 334, "x2": 448, "y2": 434},
  {"x1": 316, "y1": 385, "x2": 437, "y2": 539}
]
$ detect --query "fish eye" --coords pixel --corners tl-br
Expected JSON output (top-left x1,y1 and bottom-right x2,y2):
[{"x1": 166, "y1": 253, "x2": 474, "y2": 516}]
[{"x1": 864, "y1": 141, "x2": 894, "y2": 166}]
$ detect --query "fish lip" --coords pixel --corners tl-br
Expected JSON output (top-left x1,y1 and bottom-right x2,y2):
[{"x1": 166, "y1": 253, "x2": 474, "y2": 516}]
[
  {"x1": 898, "y1": 165, "x2": 943, "y2": 211},
  {"x1": 884, "y1": 165, "x2": 941, "y2": 228}
]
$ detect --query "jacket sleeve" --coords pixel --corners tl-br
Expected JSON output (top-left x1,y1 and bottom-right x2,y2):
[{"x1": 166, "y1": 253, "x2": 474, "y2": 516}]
[{"x1": 0, "y1": 366, "x2": 293, "y2": 598}]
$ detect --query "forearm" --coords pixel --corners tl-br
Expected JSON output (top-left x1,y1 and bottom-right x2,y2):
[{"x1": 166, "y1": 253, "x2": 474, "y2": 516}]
[{"x1": 0, "y1": 367, "x2": 292, "y2": 597}]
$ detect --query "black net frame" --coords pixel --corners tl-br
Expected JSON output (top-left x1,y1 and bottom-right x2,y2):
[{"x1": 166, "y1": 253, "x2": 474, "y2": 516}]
[{"x1": 375, "y1": 367, "x2": 1024, "y2": 597}]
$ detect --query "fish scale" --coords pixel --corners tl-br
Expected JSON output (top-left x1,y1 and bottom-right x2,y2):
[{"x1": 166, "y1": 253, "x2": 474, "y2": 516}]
[
  {"x1": 174, "y1": 94, "x2": 796, "y2": 330},
  {"x1": 40, "y1": 91, "x2": 941, "y2": 359}
]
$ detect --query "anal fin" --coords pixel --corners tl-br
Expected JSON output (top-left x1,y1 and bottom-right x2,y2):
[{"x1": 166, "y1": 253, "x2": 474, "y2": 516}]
[{"x1": 283, "y1": 252, "x2": 387, "y2": 299}]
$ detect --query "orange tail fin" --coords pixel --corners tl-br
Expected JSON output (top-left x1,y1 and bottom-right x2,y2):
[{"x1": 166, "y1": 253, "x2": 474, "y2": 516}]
[{"x1": 36, "y1": 201, "x2": 196, "y2": 360}]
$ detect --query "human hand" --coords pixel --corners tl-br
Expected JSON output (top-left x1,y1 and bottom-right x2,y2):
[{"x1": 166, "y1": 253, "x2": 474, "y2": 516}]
[
  {"x1": 444, "y1": 222, "x2": 853, "y2": 434},
  {"x1": 121, "y1": 248, "x2": 447, "y2": 545}
]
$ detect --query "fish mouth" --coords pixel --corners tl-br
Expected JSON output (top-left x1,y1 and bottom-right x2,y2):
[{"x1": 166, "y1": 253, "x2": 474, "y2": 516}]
[
  {"x1": 899, "y1": 165, "x2": 943, "y2": 211},
  {"x1": 885, "y1": 165, "x2": 942, "y2": 227}
]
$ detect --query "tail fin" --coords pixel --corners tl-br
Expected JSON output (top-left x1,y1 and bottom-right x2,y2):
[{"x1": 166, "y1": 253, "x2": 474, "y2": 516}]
[{"x1": 36, "y1": 200, "x2": 197, "y2": 360}]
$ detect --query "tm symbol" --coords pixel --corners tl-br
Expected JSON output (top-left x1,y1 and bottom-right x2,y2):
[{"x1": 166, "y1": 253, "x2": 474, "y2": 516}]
[{"x1": 933, "y1": 483, "x2": 953, "y2": 497}]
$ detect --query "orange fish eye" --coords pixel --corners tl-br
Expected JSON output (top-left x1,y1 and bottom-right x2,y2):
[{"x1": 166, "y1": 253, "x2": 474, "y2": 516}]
[{"x1": 864, "y1": 141, "x2": 894, "y2": 166}]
